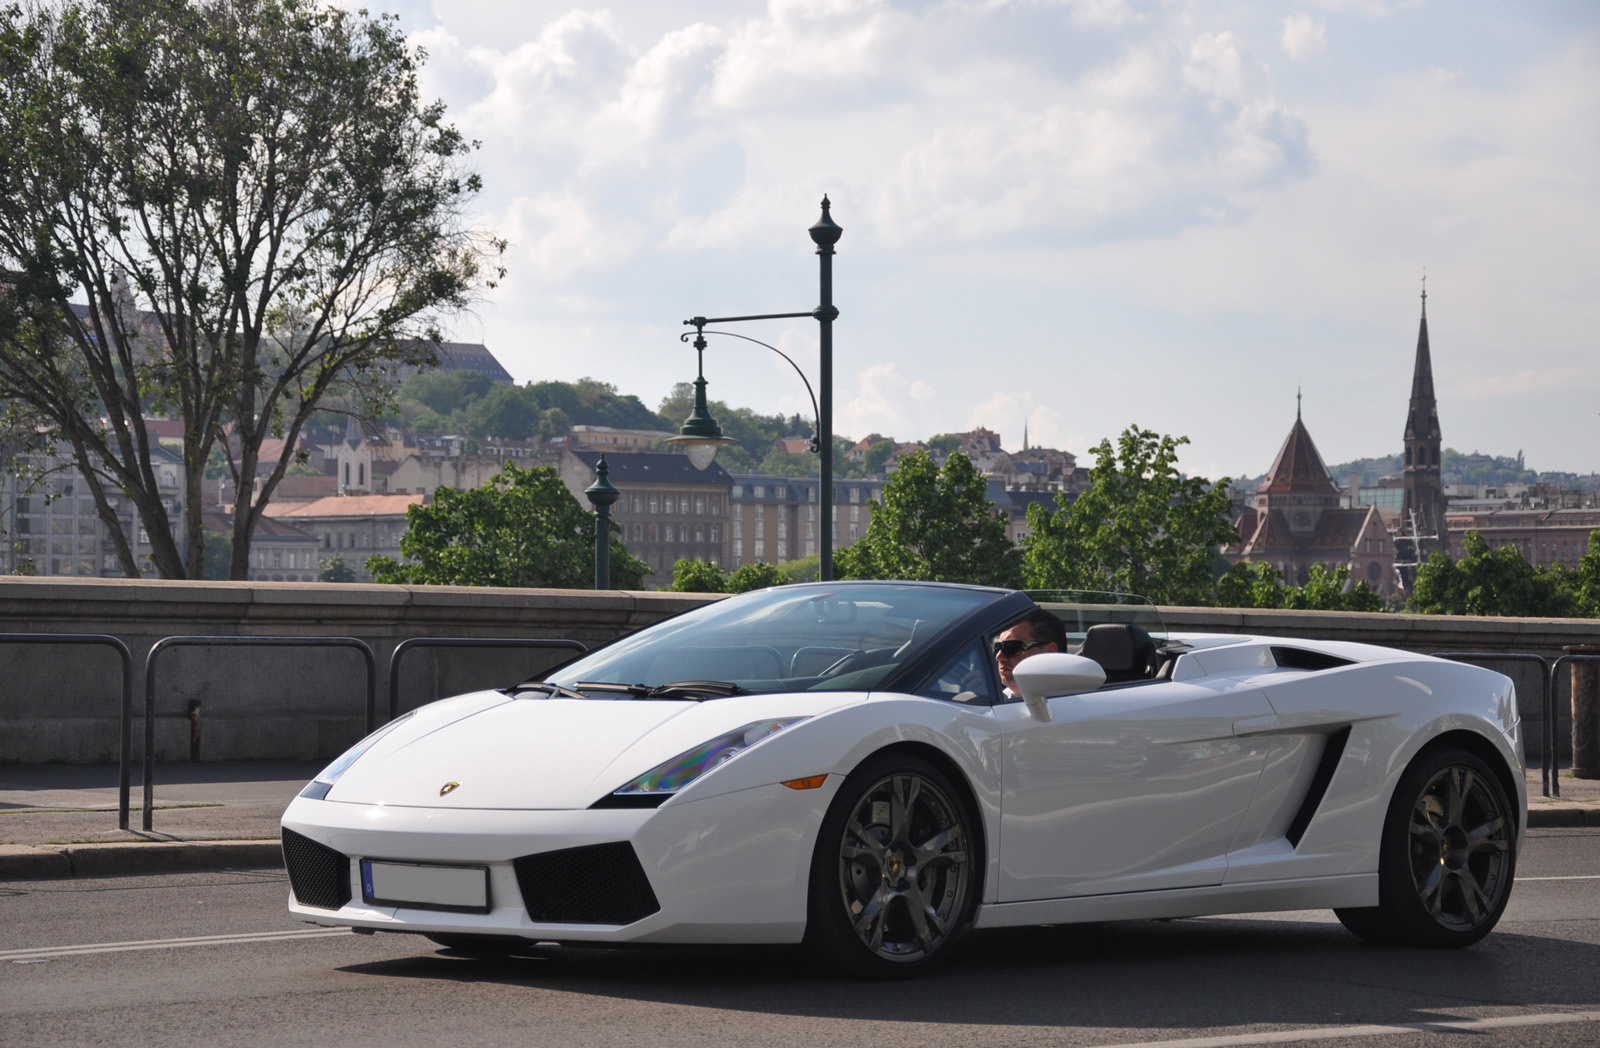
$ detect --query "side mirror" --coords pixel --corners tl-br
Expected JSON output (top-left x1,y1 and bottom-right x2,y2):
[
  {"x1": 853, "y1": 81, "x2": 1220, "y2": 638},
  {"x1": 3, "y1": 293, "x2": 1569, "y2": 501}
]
[{"x1": 1012, "y1": 653, "x2": 1107, "y2": 721}]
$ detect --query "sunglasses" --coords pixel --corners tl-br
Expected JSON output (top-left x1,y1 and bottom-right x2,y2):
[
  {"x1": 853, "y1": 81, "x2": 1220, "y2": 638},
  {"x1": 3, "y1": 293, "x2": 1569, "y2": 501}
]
[{"x1": 992, "y1": 638, "x2": 1050, "y2": 659}]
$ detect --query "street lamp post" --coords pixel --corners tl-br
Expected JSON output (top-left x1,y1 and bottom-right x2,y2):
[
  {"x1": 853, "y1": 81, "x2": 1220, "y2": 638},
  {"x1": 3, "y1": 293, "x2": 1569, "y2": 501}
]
[
  {"x1": 668, "y1": 197, "x2": 843, "y2": 580},
  {"x1": 584, "y1": 453, "x2": 619, "y2": 589}
]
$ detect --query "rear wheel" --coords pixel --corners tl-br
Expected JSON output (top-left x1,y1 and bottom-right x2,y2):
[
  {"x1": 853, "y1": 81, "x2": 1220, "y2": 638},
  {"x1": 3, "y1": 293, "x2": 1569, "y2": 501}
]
[
  {"x1": 1336, "y1": 747, "x2": 1516, "y2": 948},
  {"x1": 803, "y1": 753, "x2": 977, "y2": 979}
]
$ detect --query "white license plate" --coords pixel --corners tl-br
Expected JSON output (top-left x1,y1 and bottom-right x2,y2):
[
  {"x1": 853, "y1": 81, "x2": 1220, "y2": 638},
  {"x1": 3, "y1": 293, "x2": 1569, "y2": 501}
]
[{"x1": 361, "y1": 859, "x2": 490, "y2": 913}]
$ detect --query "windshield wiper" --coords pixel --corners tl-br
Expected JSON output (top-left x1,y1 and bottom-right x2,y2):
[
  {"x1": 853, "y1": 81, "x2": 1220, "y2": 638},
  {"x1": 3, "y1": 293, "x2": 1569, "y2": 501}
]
[
  {"x1": 506, "y1": 681, "x2": 587, "y2": 700},
  {"x1": 574, "y1": 680, "x2": 746, "y2": 701},
  {"x1": 649, "y1": 680, "x2": 746, "y2": 699}
]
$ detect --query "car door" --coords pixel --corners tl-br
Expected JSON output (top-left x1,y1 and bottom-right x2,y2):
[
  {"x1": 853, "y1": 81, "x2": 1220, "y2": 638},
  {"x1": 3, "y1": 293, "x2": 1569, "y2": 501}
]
[{"x1": 994, "y1": 675, "x2": 1275, "y2": 901}]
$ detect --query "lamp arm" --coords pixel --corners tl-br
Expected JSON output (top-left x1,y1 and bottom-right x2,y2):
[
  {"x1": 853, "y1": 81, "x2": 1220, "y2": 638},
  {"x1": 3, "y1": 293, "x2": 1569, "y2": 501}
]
[{"x1": 679, "y1": 328, "x2": 822, "y2": 452}]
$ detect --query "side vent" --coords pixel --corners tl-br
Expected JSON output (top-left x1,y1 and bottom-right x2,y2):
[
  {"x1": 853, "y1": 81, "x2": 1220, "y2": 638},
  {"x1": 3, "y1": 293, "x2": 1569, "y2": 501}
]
[
  {"x1": 1272, "y1": 647, "x2": 1354, "y2": 671},
  {"x1": 1286, "y1": 727, "x2": 1351, "y2": 848}
]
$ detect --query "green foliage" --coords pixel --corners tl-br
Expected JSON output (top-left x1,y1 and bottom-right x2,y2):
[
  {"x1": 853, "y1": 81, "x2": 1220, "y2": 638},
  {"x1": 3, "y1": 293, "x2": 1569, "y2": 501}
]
[
  {"x1": 777, "y1": 553, "x2": 820, "y2": 584},
  {"x1": 666, "y1": 559, "x2": 786, "y2": 593},
  {"x1": 0, "y1": 0, "x2": 502, "y2": 579},
  {"x1": 1215, "y1": 561, "x2": 1385, "y2": 612},
  {"x1": 925, "y1": 434, "x2": 962, "y2": 455},
  {"x1": 1216, "y1": 561, "x2": 1287, "y2": 608},
  {"x1": 367, "y1": 464, "x2": 647, "y2": 589},
  {"x1": 1022, "y1": 426, "x2": 1235, "y2": 605},
  {"x1": 1572, "y1": 532, "x2": 1600, "y2": 617},
  {"x1": 836, "y1": 451, "x2": 1020, "y2": 587},
  {"x1": 670, "y1": 559, "x2": 728, "y2": 593},
  {"x1": 727, "y1": 562, "x2": 786, "y2": 593},
  {"x1": 317, "y1": 553, "x2": 356, "y2": 583},
  {"x1": 398, "y1": 374, "x2": 656, "y2": 440},
  {"x1": 1408, "y1": 531, "x2": 1577, "y2": 617}
]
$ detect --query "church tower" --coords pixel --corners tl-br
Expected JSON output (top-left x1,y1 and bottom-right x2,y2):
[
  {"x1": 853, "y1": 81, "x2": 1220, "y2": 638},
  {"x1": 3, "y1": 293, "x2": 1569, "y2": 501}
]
[{"x1": 1400, "y1": 284, "x2": 1445, "y2": 550}]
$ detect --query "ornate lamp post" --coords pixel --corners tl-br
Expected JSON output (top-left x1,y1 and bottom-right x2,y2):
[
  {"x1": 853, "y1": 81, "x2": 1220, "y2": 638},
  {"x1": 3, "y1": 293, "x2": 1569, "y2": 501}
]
[
  {"x1": 668, "y1": 197, "x2": 842, "y2": 580},
  {"x1": 584, "y1": 454, "x2": 620, "y2": 589}
]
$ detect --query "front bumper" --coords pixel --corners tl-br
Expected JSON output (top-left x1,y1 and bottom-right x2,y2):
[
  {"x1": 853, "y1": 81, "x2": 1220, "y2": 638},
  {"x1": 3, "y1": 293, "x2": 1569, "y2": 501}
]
[{"x1": 281, "y1": 776, "x2": 838, "y2": 945}]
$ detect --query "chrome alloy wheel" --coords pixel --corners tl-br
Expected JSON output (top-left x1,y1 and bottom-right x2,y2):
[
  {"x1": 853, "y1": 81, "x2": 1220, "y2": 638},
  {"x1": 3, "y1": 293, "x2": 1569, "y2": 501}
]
[
  {"x1": 1406, "y1": 764, "x2": 1513, "y2": 933},
  {"x1": 836, "y1": 770, "x2": 972, "y2": 963}
]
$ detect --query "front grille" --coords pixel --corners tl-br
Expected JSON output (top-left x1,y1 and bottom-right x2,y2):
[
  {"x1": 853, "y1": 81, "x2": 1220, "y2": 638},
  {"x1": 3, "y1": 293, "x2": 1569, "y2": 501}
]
[
  {"x1": 513, "y1": 842, "x2": 661, "y2": 925},
  {"x1": 282, "y1": 828, "x2": 352, "y2": 910}
]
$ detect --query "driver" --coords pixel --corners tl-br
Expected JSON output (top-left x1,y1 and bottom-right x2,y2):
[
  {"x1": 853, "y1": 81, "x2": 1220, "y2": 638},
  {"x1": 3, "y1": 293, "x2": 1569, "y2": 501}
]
[{"x1": 993, "y1": 610, "x2": 1068, "y2": 698}]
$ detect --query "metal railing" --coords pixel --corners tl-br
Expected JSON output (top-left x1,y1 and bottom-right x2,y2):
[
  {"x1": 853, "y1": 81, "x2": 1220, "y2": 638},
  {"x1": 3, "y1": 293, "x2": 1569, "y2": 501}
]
[
  {"x1": 142, "y1": 636, "x2": 376, "y2": 832},
  {"x1": 0, "y1": 634, "x2": 134, "y2": 829},
  {"x1": 385, "y1": 637, "x2": 587, "y2": 723},
  {"x1": 1434, "y1": 652, "x2": 1557, "y2": 797}
]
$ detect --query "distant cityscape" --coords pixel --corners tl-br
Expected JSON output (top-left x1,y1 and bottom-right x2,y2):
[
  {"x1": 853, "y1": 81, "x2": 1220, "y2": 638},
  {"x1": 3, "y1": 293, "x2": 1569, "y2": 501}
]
[{"x1": 4, "y1": 293, "x2": 1598, "y2": 593}]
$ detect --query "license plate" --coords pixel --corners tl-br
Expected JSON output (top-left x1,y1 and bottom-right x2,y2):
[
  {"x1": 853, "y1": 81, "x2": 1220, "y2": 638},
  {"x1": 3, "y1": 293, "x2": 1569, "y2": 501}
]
[{"x1": 360, "y1": 859, "x2": 491, "y2": 913}]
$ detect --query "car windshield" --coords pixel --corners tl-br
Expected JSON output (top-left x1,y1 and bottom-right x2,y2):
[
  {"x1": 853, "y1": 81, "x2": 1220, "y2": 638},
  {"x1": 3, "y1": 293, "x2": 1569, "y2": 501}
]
[
  {"x1": 1025, "y1": 590, "x2": 1168, "y2": 645},
  {"x1": 544, "y1": 582, "x2": 1004, "y2": 697}
]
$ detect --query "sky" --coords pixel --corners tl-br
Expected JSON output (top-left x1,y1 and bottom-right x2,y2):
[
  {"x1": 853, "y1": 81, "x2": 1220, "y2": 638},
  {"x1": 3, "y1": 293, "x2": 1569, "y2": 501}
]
[{"x1": 353, "y1": 0, "x2": 1599, "y2": 481}]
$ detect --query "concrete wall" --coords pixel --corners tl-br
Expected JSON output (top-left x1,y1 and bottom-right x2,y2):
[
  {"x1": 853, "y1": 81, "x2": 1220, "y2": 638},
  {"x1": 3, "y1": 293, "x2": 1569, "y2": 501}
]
[
  {"x1": 1, "y1": 577, "x2": 1596, "y2": 764},
  {"x1": 0, "y1": 578, "x2": 716, "y2": 764}
]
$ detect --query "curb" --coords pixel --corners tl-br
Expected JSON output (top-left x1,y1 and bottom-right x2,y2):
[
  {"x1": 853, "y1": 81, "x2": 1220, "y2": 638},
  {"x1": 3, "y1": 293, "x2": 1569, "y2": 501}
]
[
  {"x1": 0, "y1": 840, "x2": 283, "y2": 881},
  {"x1": 1528, "y1": 807, "x2": 1600, "y2": 829},
  {"x1": 2, "y1": 809, "x2": 1594, "y2": 882}
]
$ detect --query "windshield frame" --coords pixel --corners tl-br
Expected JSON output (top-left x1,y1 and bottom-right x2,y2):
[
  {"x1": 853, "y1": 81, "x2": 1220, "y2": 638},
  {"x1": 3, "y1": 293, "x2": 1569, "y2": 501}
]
[{"x1": 541, "y1": 581, "x2": 1018, "y2": 699}]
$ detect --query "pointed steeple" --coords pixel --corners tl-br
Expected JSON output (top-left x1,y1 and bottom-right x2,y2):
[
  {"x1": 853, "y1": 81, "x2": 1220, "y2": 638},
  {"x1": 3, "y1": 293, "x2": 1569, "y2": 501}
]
[{"x1": 1401, "y1": 279, "x2": 1445, "y2": 543}]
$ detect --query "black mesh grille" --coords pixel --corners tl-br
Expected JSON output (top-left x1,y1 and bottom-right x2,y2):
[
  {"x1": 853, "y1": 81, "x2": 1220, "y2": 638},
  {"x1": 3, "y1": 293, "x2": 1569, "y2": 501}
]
[
  {"x1": 513, "y1": 842, "x2": 660, "y2": 925},
  {"x1": 282, "y1": 828, "x2": 352, "y2": 910}
]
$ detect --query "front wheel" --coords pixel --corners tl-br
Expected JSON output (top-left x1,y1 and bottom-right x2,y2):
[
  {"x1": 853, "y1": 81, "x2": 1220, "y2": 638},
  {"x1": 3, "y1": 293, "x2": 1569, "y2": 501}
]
[
  {"x1": 803, "y1": 753, "x2": 977, "y2": 979},
  {"x1": 1336, "y1": 747, "x2": 1516, "y2": 948}
]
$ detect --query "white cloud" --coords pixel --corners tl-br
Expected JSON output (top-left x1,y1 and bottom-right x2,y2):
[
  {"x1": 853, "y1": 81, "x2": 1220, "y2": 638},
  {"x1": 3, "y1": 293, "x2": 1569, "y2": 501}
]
[
  {"x1": 836, "y1": 362, "x2": 936, "y2": 442},
  {"x1": 1280, "y1": 13, "x2": 1326, "y2": 61}
]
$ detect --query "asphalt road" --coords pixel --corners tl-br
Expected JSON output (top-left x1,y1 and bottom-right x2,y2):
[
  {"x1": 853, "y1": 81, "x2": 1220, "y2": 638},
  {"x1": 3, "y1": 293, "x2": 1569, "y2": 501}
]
[{"x1": 3, "y1": 829, "x2": 1598, "y2": 1048}]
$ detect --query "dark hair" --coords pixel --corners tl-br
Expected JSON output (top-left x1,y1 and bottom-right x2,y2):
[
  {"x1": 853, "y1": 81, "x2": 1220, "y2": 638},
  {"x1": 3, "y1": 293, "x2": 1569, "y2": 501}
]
[{"x1": 1022, "y1": 609, "x2": 1068, "y2": 650}]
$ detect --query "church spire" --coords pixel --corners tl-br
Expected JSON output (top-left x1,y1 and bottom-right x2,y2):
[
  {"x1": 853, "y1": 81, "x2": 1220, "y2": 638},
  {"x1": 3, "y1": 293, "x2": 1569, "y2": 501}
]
[{"x1": 1401, "y1": 280, "x2": 1445, "y2": 544}]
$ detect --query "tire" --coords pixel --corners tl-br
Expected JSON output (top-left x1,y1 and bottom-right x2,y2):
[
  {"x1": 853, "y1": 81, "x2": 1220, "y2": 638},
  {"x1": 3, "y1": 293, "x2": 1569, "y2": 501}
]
[
  {"x1": 1335, "y1": 747, "x2": 1516, "y2": 948},
  {"x1": 803, "y1": 753, "x2": 978, "y2": 979}
]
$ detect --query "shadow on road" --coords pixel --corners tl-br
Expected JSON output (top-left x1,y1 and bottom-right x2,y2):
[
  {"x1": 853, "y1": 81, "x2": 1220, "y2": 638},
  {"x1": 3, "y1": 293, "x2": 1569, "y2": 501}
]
[{"x1": 335, "y1": 917, "x2": 1600, "y2": 1031}]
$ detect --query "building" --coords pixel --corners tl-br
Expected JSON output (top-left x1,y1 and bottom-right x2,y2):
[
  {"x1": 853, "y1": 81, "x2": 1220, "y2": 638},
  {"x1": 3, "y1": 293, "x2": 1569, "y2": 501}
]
[
  {"x1": 558, "y1": 450, "x2": 733, "y2": 587},
  {"x1": 1401, "y1": 287, "x2": 1446, "y2": 554},
  {"x1": 1223, "y1": 404, "x2": 1398, "y2": 596},
  {"x1": 1443, "y1": 507, "x2": 1600, "y2": 568},
  {"x1": 202, "y1": 509, "x2": 321, "y2": 581},
  {"x1": 266, "y1": 493, "x2": 426, "y2": 583},
  {"x1": 0, "y1": 440, "x2": 187, "y2": 577},
  {"x1": 569, "y1": 426, "x2": 675, "y2": 452}
]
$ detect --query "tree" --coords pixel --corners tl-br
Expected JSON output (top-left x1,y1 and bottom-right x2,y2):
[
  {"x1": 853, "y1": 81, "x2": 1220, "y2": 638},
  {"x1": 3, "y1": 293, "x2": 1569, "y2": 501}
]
[
  {"x1": 0, "y1": 0, "x2": 502, "y2": 579},
  {"x1": 727, "y1": 562, "x2": 785, "y2": 593},
  {"x1": 670, "y1": 559, "x2": 727, "y2": 593},
  {"x1": 1408, "y1": 530, "x2": 1576, "y2": 617},
  {"x1": 317, "y1": 553, "x2": 356, "y2": 583},
  {"x1": 1572, "y1": 532, "x2": 1600, "y2": 617},
  {"x1": 835, "y1": 451, "x2": 1020, "y2": 587},
  {"x1": 366, "y1": 464, "x2": 647, "y2": 589},
  {"x1": 1215, "y1": 561, "x2": 1384, "y2": 612},
  {"x1": 1022, "y1": 426, "x2": 1235, "y2": 605}
]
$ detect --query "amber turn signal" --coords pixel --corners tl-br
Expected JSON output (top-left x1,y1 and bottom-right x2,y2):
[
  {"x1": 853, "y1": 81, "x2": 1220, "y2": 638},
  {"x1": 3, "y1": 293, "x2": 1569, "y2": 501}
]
[{"x1": 781, "y1": 774, "x2": 829, "y2": 790}]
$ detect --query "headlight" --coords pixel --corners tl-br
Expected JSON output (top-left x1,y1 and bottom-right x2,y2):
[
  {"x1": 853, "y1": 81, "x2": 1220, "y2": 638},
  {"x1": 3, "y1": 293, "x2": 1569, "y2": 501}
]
[
  {"x1": 298, "y1": 711, "x2": 416, "y2": 799},
  {"x1": 599, "y1": 718, "x2": 807, "y2": 807}
]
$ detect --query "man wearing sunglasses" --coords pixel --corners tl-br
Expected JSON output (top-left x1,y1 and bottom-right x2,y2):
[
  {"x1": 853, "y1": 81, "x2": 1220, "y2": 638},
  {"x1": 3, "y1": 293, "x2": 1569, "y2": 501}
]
[{"x1": 993, "y1": 610, "x2": 1070, "y2": 697}]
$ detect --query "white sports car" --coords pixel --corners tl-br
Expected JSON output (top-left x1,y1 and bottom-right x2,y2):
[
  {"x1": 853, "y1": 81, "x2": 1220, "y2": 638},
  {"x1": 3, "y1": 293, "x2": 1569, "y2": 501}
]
[{"x1": 281, "y1": 581, "x2": 1524, "y2": 977}]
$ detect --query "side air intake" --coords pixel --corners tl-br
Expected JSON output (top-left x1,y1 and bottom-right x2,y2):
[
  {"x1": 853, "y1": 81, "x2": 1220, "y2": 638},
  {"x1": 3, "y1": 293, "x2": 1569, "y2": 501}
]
[
  {"x1": 1272, "y1": 647, "x2": 1354, "y2": 671},
  {"x1": 1286, "y1": 727, "x2": 1351, "y2": 848}
]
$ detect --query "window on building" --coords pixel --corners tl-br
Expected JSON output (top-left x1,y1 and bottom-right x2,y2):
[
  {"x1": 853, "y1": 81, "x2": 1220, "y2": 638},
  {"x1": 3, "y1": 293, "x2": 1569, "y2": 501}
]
[
  {"x1": 633, "y1": 523, "x2": 643, "y2": 540},
  {"x1": 649, "y1": 495, "x2": 659, "y2": 514},
  {"x1": 694, "y1": 525, "x2": 704, "y2": 543},
  {"x1": 731, "y1": 485, "x2": 743, "y2": 498},
  {"x1": 755, "y1": 538, "x2": 765, "y2": 560},
  {"x1": 358, "y1": 463, "x2": 366, "y2": 486},
  {"x1": 695, "y1": 496, "x2": 705, "y2": 515},
  {"x1": 778, "y1": 539, "x2": 788, "y2": 560},
  {"x1": 755, "y1": 504, "x2": 765, "y2": 522},
  {"x1": 710, "y1": 525, "x2": 719, "y2": 543},
  {"x1": 343, "y1": 463, "x2": 350, "y2": 486},
  {"x1": 775, "y1": 486, "x2": 786, "y2": 499},
  {"x1": 850, "y1": 487, "x2": 861, "y2": 504},
  {"x1": 633, "y1": 496, "x2": 643, "y2": 513},
  {"x1": 850, "y1": 506, "x2": 860, "y2": 523}
]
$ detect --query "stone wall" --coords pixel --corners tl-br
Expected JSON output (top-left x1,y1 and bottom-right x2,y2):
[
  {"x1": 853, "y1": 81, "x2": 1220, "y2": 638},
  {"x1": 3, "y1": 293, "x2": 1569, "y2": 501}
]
[{"x1": 1, "y1": 577, "x2": 1595, "y2": 764}]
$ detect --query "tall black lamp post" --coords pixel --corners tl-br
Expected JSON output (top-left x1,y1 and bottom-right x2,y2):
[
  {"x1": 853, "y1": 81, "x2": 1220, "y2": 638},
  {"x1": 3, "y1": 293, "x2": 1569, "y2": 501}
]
[
  {"x1": 584, "y1": 454, "x2": 620, "y2": 589},
  {"x1": 668, "y1": 197, "x2": 842, "y2": 580}
]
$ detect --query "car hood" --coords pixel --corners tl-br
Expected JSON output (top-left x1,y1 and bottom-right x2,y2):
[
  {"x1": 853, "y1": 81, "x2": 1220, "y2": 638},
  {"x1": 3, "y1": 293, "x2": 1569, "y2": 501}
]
[{"x1": 323, "y1": 689, "x2": 861, "y2": 810}]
